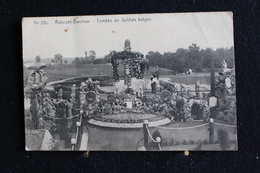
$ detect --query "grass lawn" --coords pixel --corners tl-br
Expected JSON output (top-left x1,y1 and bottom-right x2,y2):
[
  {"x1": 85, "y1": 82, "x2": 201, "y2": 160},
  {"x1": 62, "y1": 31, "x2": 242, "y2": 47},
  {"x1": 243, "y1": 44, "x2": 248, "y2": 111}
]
[{"x1": 23, "y1": 64, "x2": 214, "y2": 86}]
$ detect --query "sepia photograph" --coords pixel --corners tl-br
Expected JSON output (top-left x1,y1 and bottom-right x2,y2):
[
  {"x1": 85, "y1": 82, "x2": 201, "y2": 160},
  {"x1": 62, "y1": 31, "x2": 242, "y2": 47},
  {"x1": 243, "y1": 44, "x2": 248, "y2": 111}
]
[{"x1": 23, "y1": 12, "x2": 237, "y2": 151}]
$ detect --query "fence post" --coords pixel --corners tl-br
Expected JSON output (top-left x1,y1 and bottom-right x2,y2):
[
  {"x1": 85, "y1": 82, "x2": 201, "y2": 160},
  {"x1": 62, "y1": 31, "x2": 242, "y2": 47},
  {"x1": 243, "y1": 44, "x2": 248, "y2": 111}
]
[
  {"x1": 210, "y1": 70, "x2": 215, "y2": 96},
  {"x1": 71, "y1": 138, "x2": 76, "y2": 151},
  {"x1": 143, "y1": 120, "x2": 148, "y2": 150},
  {"x1": 156, "y1": 137, "x2": 162, "y2": 151},
  {"x1": 209, "y1": 118, "x2": 214, "y2": 143},
  {"x1": 30, "y1": 91, "x2": 38, "y2": 129}
]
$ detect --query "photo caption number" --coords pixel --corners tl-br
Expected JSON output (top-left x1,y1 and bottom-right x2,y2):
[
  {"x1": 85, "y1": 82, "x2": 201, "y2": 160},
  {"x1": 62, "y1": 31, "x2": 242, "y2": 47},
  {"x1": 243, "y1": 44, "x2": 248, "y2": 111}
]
[{"x1": 41, "y1": 21, "x2": 49, "y2": 25}]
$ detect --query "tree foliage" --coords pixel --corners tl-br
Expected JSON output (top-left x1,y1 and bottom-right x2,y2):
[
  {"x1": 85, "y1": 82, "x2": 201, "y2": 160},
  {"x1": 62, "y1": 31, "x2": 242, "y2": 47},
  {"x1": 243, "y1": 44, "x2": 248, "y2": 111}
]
[
  {"x1": 89, "y1": 50, "x2": 96, "y2": 60},
  {"x1": 54, "y1": 54, "x2": 63, "y2": 64},
  {"x1": 35, "y1": 55, "x2": 41, "y2": 63},
  {"x1": 146, "y1": 45, "x2": 234, "y2": 73},
  {"x1": 69, "y1": 44, "x2": 234, "y2": 71},
  {"x1": 217, "y1": 129, "x2": 230, "y2": 150},
  {"x1": 73, "y1": 50, "x2": 97, "y2": 65}
]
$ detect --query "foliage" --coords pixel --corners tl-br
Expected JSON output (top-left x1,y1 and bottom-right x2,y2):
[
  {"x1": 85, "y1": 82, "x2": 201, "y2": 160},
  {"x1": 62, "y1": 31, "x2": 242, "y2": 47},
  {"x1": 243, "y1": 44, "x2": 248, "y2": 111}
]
[
  {"x1": 54, "y1": 54, "x2": 63, "y2": 64},
  {"x1": 194, "y1": 140, "x2": 202, "y2": 150},
  {"x1": 72, "y1": 50, "x2": 97, "y2": 65},
  {"x1": 35, "y1": 55, "x2": 41, "y2": 63},
  {"x1": 68, "y1": 44, "x2": 233, "y2": 73},
  {"x1": 217, "y1": 129, "x2": 230, "y2": 150},
  {"x1": 89, "y1": 50, "x2": 96, "y2": 60},
  {"x1": 169, "y1": 138, "x2": 175, "y2": 145},
  {"x1": 202, "y1": 139, "x2": 209, "y2": 145},
  {"x1": 189, "y1": 140, "x2": 195, "y2": 144},
  {"x1": 182, "y1": 140, "x2": 189, "y2": 145},
  {"x1": 146, "y1": 45, "x2": 234, "y2": 73}
]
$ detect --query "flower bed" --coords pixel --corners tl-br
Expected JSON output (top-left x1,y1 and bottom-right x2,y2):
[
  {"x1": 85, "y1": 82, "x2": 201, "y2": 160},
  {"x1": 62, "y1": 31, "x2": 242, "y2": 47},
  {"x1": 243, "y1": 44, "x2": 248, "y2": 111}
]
[{"x1": 93, "y1": 113, "x2": 165, "y2": 124}]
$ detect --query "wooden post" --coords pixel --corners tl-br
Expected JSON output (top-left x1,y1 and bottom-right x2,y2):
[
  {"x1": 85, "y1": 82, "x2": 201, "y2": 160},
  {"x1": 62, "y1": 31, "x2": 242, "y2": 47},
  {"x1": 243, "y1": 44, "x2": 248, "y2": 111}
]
[
  {"x1": 156, "y1": 137, "x2": 162, "y2": 151},
  {"x1": 210, "y1": 70, "x2": 215, "y2": 96},
  {"x1": 210, "y1": 70, "x2": 215, "y2": 119},
  {"x1": 30, "y1": 91, "x2": 38, "y2": 129},
  {"x1": 143, "y1": 120, "x2": 148, "y2": 149},
  {"x1": 209, "y1": 118, "x2": 214, "y2": 144},
  {"x1": 71, "y1": 138, "x2": 76, "y2": 151}
]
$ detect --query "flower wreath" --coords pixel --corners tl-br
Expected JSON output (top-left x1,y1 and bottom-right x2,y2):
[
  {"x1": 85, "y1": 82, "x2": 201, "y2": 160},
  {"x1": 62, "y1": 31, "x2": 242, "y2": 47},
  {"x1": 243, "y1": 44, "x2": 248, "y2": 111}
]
[
  {"x1": 160, "y1": 90, "x2": 172, "y2": 103},
  {"x1": 28, "y1": 69, "x2": 48, "y2": 90}
]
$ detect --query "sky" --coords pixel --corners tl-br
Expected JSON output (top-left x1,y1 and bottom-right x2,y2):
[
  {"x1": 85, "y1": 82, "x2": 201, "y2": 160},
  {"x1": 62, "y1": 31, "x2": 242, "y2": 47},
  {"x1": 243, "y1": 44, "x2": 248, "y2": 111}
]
[{"x1": 23, "y1": 12, "x2": 234, "y2": 61}]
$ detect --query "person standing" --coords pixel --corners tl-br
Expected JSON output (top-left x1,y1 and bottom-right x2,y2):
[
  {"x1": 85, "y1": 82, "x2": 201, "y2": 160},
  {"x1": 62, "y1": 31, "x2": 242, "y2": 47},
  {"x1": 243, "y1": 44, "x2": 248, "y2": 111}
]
[{"x1": 151, "y1": 74, "x2": 157, "y2": 94}]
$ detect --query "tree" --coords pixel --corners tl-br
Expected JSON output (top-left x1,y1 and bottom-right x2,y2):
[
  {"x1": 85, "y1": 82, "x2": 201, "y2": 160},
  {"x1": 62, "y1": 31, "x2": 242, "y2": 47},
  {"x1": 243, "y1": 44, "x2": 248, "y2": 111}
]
[
  {"x1": 88, "y1": 50, "x2": 96, "y2": 62},
  {"x1": 188, "y1": 43, "x2": 201, "y2": 71},
  {"x1": 225, "y1": 47, "x2": 234, "y2": 68},
  {"x1": 200, "y1": 48, "x2": 215, "y2": 69},
  {"x1": 35, "y1": 55, "x2": 41, "y2": 63},
  {"x1": 64, "y1": 60, "x2": 68, "y2": 64},
  {"x1": 85, "y1": 51, "x2": 88, "y2": 58},
  {"x1": 174, "y1": 48, "x2": 189, "y2": 72},
  {"x1": 80, "y1": 57, "x2": 87, "y2": 64},
  {"x1": 217, "y1": 129, "x2": 230, "y2": 150},
  {"x1": 54, "y1": 54, "x2": 63, "y2": 64},
  {"x1": 93, "y1": 59, "x2": 104, "y2": 64},
  {"x1": 74, "y1": 57, "x2": 80, "y2": 66},
  {"x1": 146, "y1": 51, "x2": 163, "y2": 67}
]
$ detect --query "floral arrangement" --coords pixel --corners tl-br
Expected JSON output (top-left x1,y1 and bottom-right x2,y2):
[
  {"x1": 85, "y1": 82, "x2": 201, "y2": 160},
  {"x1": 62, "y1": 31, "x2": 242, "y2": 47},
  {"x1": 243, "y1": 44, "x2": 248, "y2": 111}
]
[
  {"x1": 93, "y1": 114, "x2": 165, "y2": 124},
  {"x1": 159, "y1": 80, "x2": 177, "y2": 93},
  {"x1": 28, "y1": 69, "x2": 48, "y2": 90},
  {"x1": 110, "y1": 51, "x2": 148, "y2": 83},
  {"x1": 215, "y1": 64, "x2": 236, "y2": 124}
]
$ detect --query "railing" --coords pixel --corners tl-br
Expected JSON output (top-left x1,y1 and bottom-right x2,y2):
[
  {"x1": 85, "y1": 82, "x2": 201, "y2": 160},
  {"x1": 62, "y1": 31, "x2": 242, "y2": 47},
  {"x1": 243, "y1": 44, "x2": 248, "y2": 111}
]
[
  {"x1": 143, "y1": 120, "x2": 162, "y2": 151},
  {"x1": 71, "y1": 111, "x2": 84, "y2": 151},
  {"x1": 142, "y1": 119, "x2": 237, "y2": 151}
]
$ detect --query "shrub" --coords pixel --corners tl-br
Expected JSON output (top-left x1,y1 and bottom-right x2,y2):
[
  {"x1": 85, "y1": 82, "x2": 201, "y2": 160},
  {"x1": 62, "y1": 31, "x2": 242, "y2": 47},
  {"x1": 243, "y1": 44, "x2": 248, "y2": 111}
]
[
  {"x1": 161, "y1": 138, "x2": 168, "y2": 146},
  {"x1": 182, "y1": 140, "x2": 188, "y2": 145},
  {"x1": 194, "y1": 140, "x2": 202, "y2": 150},
  {"x1": 202, "y1": 139, "x2": 208, "y2": 145},
  {"x1": 217, "y1": 129, "x2": 230, "y2": 150},
  {"x1": 189, "y1": 140, "x2": 195, "y2": 144},
  {"x1": 169, "y1": 138, "x2": 175, "y2": 146}
]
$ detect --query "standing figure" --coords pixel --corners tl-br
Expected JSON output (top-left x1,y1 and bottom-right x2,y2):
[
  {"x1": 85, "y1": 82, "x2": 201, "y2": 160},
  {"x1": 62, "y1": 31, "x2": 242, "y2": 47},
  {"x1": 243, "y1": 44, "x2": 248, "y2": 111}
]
[{"x1": 151, "y1": 74, "x2": 157, "y2": 94}]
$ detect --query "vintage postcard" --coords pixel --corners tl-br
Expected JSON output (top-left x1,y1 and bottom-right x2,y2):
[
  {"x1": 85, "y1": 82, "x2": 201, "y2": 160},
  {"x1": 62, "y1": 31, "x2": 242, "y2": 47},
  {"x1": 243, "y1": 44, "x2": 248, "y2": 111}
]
[{"x1": 23, "y1": 12, "x2": 237, "y2": 151}]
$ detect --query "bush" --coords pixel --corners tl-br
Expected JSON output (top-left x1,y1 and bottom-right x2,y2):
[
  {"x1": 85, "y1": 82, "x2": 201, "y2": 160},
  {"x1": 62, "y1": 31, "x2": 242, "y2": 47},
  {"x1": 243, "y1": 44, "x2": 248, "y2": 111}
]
[
  {"x1": 202, "y1": 139, "x2": 208, "y2": 145},
  {"x1": 169, "y1": 138, "x2": 175, "y2": 146},
  {"x1": 189, "y1": 140, "x2": 195, "y2": 144},
  {"x1": 217, "y1": 129, "x2": 230, "y2": 150},
  {"x1": 194, "y1": 140, "x2": 202, "y2": 150},
  {"x1": 161, "y1": 138, "x2": 168, "y2": 146},
  {"x1": 182, "y1": 140, "x2": 188, "y2": 145}
]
